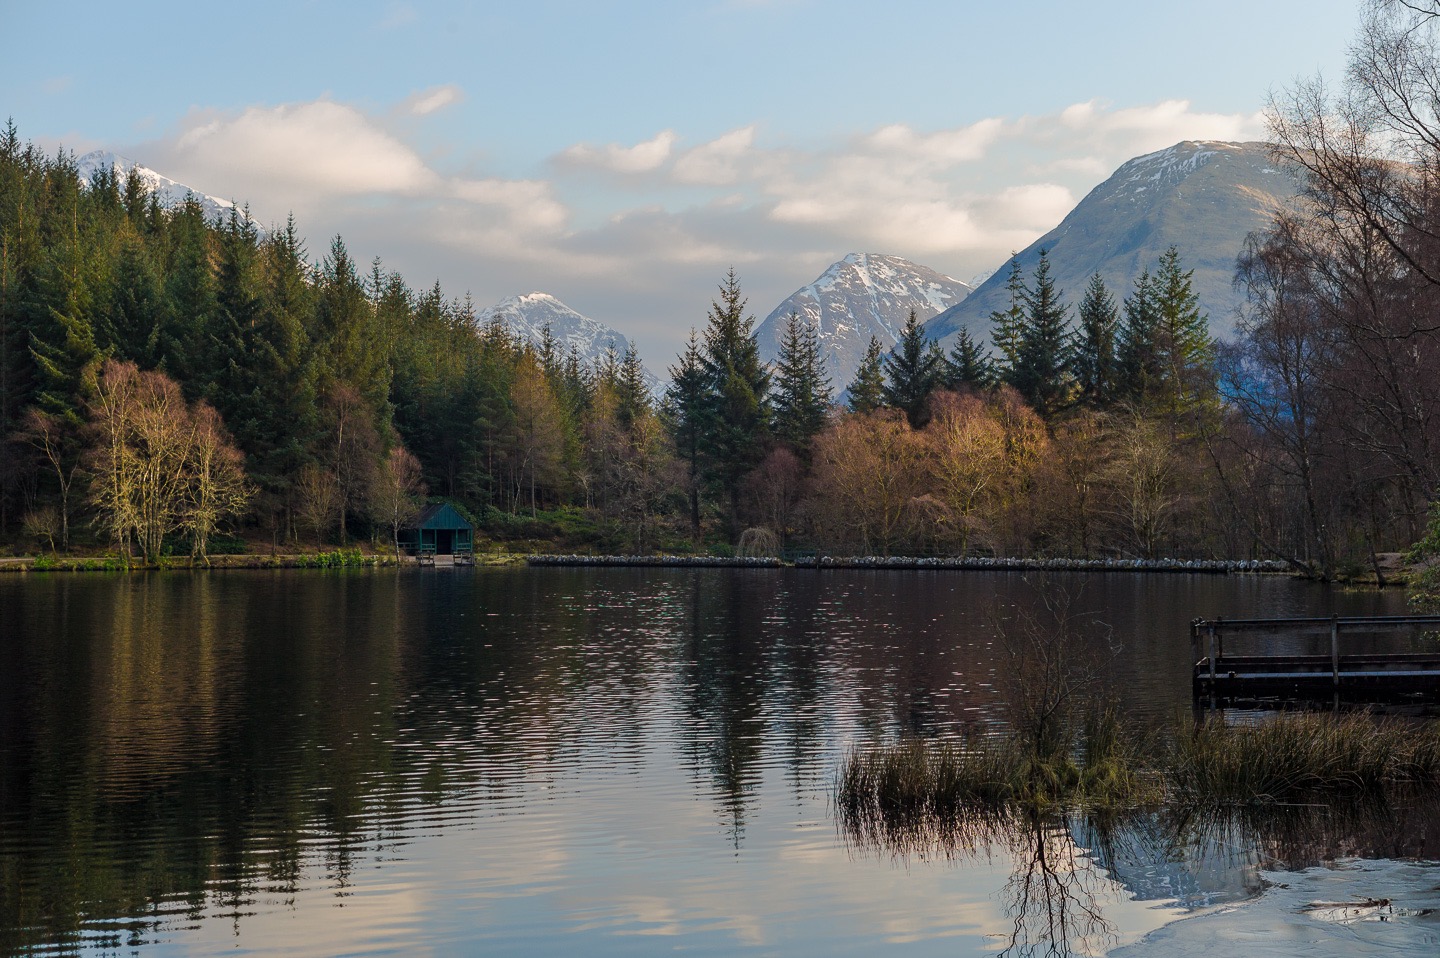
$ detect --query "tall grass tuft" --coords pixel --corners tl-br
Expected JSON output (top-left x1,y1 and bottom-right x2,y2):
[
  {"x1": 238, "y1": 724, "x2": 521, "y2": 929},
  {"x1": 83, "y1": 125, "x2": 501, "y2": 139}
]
[
  {"x1": 837, "y1": 712, "x2": 1160, "y2": 829},
  {"x1": 839, "y1": 712, "x2": 1440, "y2": 830},
  {"x1": 1168, "y1": 712, "x2": 1440, "y2": 804}
]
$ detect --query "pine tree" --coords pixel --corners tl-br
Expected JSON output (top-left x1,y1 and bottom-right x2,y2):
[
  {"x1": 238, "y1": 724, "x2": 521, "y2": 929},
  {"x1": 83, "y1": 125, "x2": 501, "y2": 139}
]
[
  {"x1": 1072, "y1": 272, "x2": 1118, "y2": 408},
  {"x1": 1116, "y1": 269, "x2": 1162, "y2": 408},
  {"x1": 942, "y1": 327, "x2": 993, "y2": 392},
  {"x1": 698, "y1": 268, "x2": 770, "y2": 540},
  {"x1": 209, "y1": 207, "x2": 263, "y2": 422},
  {"x1": 615, "y1": 342, "x2": 650, "y2": 430},
  {"x1": 99, "y1": 233, "x2": 161, "y2": 366},
  {"x1": 771, "y1": 309, "x2": 833, "y2": 457},
  {"x1": 1152, "y1": 246, "x2": 1215, "y2": 426},
  {"x1": 882, "y1": 309, "x2": 944, "y2": 426},
  {"x1": 988, "y1": 258, "x2": 1026, "y2": 380},
  {"x1": 157, "y1": 195, "x2": 216, "y2": 387},
  {"x1": 847, "y1": 336, "x2": 886, "y2": 414},
  {"x1": 1010, "y1": 249, "x2": 1071, "y2": 418},
  {"x1": 241, "y1": 215, "x2": 320, "y2": 539},
  {"x1": 666, "y1": 328, "x2": 707, "y2": 535}
]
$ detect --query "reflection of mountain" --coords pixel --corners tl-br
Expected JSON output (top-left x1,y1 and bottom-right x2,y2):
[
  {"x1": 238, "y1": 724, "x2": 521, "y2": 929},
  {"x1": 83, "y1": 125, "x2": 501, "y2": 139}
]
[{"x1": 1074, "y1": 812, "x2": 1262, "y2": 910}]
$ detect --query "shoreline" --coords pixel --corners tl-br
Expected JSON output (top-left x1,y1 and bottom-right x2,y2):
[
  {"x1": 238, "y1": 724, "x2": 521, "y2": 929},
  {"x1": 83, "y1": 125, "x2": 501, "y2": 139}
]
[
  {"x1": 0, "y1": 551, "x2": 1380, "y2": 578},
  {"x1": 525, "y1": 553, "x2": 1294, "y2": 574}
]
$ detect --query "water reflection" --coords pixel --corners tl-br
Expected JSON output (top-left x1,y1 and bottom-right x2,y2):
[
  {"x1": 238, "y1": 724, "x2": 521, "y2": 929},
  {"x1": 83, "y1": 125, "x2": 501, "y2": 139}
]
[
  {"x1": 0, "y1": 567, "x2": 1412, "y2": 955},
  {"x1": 840, "y1": 794, "x2": 1440, "y2": 958}
]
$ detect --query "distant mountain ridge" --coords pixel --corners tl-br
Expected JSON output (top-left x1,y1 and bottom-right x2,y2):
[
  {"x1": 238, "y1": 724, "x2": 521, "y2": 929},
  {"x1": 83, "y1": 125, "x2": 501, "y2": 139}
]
[
  {"x1": 926, "y1": 141, "x2": 1300, "y2": 348},
  {"x1": 74, "y1": 150, "x2": 263, "y2": 234},
  {"x1": 756, "y1": 253, "x2": 973, "y2": 388},
  {"x1": 475, "y1": 292, "x2": 660, "y2": 391}
]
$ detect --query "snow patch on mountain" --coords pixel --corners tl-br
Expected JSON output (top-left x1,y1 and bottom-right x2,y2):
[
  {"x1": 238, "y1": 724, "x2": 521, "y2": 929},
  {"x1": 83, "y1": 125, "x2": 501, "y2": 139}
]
[
  {"x1": 756, "y1": 253, "x2": 973, "y2": 389},
  {"x1": 74, "y1": 150, "x2": 263, "y2": 234},
  {"x1": 476, "y1": 292, "x2": 660, "y2": 392}
]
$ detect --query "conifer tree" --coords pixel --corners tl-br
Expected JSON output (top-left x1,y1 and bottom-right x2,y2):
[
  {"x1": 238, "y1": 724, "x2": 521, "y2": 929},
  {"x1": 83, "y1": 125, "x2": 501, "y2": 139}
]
[
  {"x1": 1072, "y1": 272, "x2": 1118, "y2": 408},
  {"x1": 698, "y1": 268, "x2": 770, "y2": 540},
  {"x1": 1116, "y1": 269, "x2": 1162, "y2": 408},
  {"x1": 1010, "y1": 250, "x2": 1071, "y2": 418},
  {"x1": 241, "y1": 215, "x2": 320, "y2": 538},
  {"x1": 99, "y1": 234, "x2": 161, "y2": 366},
  {"x1": 771, "y1": 310, "x2": 833, "y2": 457},
  {"x1": 616, "y1": 342, "x2": 650, "y2": 430},
  {"x1": 1152, "y1": 246, "x2": 1215, "y2": 425},
  {"x1": 882, "y1": 309, "x2": 944, "y2": 427},
  {"x1": 666, "y1": 328, "x2": 707, "y2": 535},
  {"x1": 847, "y1": 336, "x2": 886, "y2": 414},
  {"x1": 942, "y1": 327, "x2": 993, "y2": 392},
  {"x1": 209, "y1": 207, "x2": 263, "y2": 423},
  {"x1": 158, "y1": 196, "x2": 216, "y2": 386},
  {"x1": 988, "y1": 258, "x2": 1026, "y2": 380}
]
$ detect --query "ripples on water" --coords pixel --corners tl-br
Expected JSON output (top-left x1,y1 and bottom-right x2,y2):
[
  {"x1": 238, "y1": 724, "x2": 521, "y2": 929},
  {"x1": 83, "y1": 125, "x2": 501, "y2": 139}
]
[{"x1": 0, "y1": 567, "x2": 1431, "y2": 956}]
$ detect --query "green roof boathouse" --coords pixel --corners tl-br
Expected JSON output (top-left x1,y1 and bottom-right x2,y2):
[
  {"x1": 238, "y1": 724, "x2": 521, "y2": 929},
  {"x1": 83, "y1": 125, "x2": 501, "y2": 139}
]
[{"x1": 398, "y1": 503, "x2": 475, "y2": 564}]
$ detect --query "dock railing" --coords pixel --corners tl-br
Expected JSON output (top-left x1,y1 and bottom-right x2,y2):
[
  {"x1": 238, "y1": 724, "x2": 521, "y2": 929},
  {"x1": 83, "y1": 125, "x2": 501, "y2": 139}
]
[{"x1": 1192, "y1": 615, "x2": 1440, "y2": 703}]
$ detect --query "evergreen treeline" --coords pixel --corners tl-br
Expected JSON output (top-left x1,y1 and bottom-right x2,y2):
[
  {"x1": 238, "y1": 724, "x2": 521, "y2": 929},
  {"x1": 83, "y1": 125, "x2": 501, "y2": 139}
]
[
  {"x1": 3, "y1": 114, "x2": 1434, "y2": 575},
  {"x1": 0, "y1": 124, "x2": 668, "y2": 557}
]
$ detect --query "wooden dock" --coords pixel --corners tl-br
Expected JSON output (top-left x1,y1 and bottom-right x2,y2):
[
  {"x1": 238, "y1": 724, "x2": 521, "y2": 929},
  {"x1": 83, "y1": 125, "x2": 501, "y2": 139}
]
[{"x1": 1192, "y1": 615, "x2": 1440, "y2": 705}]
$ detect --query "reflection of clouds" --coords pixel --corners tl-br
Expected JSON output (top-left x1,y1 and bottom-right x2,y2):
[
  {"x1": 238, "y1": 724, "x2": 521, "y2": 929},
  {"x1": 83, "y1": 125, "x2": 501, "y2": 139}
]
[{"x1": 205, "y1": 881, "x2": 434, "y2": 958}]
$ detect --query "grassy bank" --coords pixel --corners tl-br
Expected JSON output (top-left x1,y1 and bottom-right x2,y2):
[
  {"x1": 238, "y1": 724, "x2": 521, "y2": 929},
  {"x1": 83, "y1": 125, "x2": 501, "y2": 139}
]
[{"x1": 2, "y1": 549, "x2": 405, "y2": 572}]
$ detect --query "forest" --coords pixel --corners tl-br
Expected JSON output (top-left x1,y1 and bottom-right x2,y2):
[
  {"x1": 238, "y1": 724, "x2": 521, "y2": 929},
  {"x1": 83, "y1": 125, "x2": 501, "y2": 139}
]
[{"x1": 5, "y1": 0, "x2": 1440, "y2": 582}]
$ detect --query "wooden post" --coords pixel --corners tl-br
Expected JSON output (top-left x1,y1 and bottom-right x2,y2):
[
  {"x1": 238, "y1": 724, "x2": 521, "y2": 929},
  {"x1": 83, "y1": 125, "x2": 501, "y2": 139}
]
[
  {"x1": 1208, "y1": 622, "x2": 1217, "y2": 683},
  {"x1": 1331, "y1": 615, "x2": 1340, "y2": 688}
]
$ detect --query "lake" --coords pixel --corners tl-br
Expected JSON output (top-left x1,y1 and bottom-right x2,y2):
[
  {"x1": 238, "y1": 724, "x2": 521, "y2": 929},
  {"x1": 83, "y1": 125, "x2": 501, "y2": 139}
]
[{"x1": 2, "y1": 567, "x2": 1437, "y2": 956}]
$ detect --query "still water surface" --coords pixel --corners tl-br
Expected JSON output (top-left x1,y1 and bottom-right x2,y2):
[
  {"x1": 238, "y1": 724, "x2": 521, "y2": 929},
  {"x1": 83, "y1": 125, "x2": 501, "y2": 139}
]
[{"x1": 1, "y1": 567, "x2": 1435, "y2": 955}]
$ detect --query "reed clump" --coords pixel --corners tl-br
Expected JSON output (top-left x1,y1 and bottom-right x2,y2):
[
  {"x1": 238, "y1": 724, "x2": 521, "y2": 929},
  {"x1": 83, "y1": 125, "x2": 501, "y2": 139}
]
[
  {"x1": 836, "y1": 709, "x2": 1160, "y2": 824},
  {"x1": 838, "y1": 713, "x2": 1440, "y2": 822},
  {"x1": 1167, "y1": 713, "x2": 1440, "y2": 804}
]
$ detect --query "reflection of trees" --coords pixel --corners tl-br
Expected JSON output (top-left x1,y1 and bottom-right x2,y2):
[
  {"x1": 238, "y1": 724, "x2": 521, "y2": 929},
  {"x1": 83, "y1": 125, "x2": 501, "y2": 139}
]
[
  {"x1": 837, "y1": 804, "x2": 1117, "y2": 957},
  {"x1": 1001, "y1": 811, "x2": 1115, "y2": 958},
  {"x1": 677, "y1": 571, "x2": 775, "y2": 846},
  {"x1": 0, "y1": 570, "x2": 413, "y2": 953},
  {"x1": 841, "y1": 791, "x2": 1440, "y2": 957}
]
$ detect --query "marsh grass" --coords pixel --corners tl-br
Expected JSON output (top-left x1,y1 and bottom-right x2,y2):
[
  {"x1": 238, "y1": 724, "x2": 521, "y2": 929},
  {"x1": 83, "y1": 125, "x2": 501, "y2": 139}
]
[
  {"x1": 838, "y1": 712, "x2": 1440, "y2": 827},
  {"x1": 1167, "y1": 712, "x2": 1440, "y2": 804}
]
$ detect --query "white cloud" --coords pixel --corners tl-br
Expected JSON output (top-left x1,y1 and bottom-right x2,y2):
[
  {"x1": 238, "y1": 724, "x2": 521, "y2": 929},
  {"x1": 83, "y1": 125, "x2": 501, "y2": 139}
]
[
  {"x1": 862, "y1": 118, "x2": 1004, "y2": 162},
  {"x1": 976, "y1": 184, "x2": 1076, "y2": 232},
  {"x1": 168, "y1": 100, "x2": 438, "y2": 198},
  {"x1": 559, "y1": 130, "x2": 678, "y2": 174},
  {"x1": 673, "y1": 126, "x2": 756, "y2": 185},
  {"x1": 1051, "y1": 98, "x2": 1265, "y2": 152},
  {"x1": 451, "y1": 177, "x2": 568, "y2": 231},
  {"x1": 405, "y1": 84, "x2": 463, "y2": 116}
]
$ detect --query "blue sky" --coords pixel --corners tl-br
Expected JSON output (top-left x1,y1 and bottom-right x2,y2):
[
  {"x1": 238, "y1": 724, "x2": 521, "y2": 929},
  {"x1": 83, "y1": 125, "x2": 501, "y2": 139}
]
[{"x1": 4, "y1": 0, "x2": 1359, "y2": 366}]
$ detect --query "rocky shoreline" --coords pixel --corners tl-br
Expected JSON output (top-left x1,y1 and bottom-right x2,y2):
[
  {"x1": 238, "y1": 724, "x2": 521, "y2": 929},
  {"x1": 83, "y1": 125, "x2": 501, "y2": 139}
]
[{"x1": 525, "y1": 554, "x2": 1292, "y2": 573}]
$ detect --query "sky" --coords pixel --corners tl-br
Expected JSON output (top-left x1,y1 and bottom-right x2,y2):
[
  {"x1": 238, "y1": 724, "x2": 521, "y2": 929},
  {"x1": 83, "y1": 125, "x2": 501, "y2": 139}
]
[{"x1": 2, "y1": 0, "x2": 1361, "y2": 369}]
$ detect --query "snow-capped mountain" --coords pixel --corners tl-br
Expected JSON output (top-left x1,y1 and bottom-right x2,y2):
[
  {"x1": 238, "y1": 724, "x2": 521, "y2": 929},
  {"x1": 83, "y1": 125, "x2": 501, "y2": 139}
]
[
  {"x1": 74, "y1": 150, "x2": 263, "y2": 233},
  {"x1": 476, "y1": 292, "x2": 660, "y2": 390},
  {"x1": 926, "y1": 141, "x2": 1300, "y2": 348},
  {"x1": 756, "y1": 253, "x2": 973, "y2": 389}
]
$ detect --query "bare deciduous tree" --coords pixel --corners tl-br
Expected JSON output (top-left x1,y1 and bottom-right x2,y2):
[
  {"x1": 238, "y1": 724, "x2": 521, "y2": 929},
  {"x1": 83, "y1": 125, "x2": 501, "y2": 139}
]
[
  {"x1": 370, "y1": 445, "x2": 426, "y2": 556},
  {"x1": 86, "y1": 360, "x2": 252, "y2": 562}
]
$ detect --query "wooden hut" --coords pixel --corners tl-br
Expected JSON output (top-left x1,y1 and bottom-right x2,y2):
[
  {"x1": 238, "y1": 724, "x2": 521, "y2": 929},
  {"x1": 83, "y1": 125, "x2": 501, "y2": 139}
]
[{"x1": 398, "y1": 502, "x2": 475, "y2": 557}]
